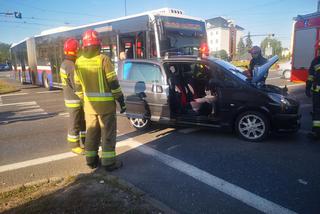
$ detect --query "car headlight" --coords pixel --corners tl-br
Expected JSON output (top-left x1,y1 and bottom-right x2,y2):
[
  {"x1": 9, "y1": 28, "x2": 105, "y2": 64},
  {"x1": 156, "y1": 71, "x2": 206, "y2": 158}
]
[{"x1": 268, "y1": 93, "x2": 290, "y2": 105}]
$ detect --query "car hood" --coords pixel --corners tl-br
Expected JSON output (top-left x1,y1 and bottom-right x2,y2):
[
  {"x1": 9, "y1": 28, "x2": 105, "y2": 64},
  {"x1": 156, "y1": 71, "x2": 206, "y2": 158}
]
[{"x1": 252, "y1": 55, "x2": 279, "y2": 84}]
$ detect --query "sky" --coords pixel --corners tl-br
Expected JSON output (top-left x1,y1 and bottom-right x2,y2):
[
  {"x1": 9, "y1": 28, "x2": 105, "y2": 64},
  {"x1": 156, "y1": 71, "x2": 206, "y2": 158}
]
[{"x1": 0, "y1": 0, "x2": 317, "y2": 48}]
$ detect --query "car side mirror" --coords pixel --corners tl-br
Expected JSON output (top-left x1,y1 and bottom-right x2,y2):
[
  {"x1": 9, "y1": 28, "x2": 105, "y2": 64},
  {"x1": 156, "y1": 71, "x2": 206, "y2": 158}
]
[{"x1": 152, "y1": 84, "x2": 163, "y2": 93}]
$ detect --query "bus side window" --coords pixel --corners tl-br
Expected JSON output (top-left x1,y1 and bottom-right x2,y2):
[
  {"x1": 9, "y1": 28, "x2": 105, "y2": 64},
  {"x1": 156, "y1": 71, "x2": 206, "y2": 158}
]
[{"x1": 150, "y1": 31, "x2": 157, "y2": 58}]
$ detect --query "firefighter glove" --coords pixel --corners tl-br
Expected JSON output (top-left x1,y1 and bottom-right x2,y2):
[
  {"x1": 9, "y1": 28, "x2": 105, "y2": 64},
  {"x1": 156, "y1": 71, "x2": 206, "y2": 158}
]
[{"x1": 120, "y1": 103, "x2": 126, "y2": 114}]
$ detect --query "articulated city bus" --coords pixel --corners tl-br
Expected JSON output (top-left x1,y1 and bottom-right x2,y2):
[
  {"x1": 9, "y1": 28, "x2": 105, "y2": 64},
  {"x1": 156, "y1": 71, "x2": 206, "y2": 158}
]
[{"x1": 10, "y1": 8, "x2": 207, "y2": 89}]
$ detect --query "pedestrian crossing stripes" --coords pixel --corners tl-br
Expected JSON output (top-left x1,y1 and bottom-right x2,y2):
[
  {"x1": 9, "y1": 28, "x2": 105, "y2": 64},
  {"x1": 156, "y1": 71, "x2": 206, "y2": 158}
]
[{"x1": 0, "y1": 101, "x2": 49, "y2": 124}]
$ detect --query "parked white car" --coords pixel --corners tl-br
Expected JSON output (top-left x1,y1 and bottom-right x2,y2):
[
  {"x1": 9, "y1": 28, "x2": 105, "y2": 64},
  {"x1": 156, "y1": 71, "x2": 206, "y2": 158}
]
[{"x1": 276, "y1": 61, "x2": 291, "y2": 79}]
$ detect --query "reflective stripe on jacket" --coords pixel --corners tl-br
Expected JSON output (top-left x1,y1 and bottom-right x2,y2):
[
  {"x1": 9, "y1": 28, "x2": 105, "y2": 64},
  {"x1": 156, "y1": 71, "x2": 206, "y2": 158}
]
[
  {"x1": 74, "y1": 54, "x2": 123, "y2": 114},
  {"x1": 60, "y1": 59, "x2": 82, "y2": 108}
]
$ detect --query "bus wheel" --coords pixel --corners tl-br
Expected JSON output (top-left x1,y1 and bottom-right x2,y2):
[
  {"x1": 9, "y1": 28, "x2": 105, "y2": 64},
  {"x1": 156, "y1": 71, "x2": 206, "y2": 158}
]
[{"x1": 42, "y1": 73, "x2": 51, "y2": 90}]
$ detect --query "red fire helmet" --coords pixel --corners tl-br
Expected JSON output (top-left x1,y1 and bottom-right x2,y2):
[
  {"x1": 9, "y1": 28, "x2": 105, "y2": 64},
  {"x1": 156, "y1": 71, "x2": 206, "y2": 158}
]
[
  {"x1": 64, "y1": 38, "x2": 79, "y2": 56},
  {"x1": 82, "y1": 29, "x2": 101, "y2": 47}
]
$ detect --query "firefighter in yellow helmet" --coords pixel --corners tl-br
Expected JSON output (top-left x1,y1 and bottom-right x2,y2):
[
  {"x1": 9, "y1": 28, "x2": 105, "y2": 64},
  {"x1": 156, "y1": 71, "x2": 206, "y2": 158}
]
[
  {"x1": 60, "y1": 38, "x2": 86, "y2": 155},
  {"x1": 74, "y1": 29, "x2": 126, "y2": 170}
]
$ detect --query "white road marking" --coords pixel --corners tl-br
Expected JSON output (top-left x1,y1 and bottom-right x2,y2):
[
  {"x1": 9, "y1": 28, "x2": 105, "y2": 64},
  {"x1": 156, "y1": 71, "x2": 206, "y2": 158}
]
[
  {"x1": 125, "y1": 139, "x2": 297, "y2": 214},
  {"x1": 0, "y1": 152, "x2": 77, "y2": 173},
  {"x1": 36, "y1": 90, "x2": 61, "y2": 94},
  {"x1": 0, "y1": 137, "x2": 297, "y2": 214},
  {"x1": 0, "y1": 93, "x2": 28, "y2": 97},
  {"x1": 0, "y1": 101, "x2": 36, "y2": 107},
  {"x1": 0, "y1": 101, "x2": 48, "y2": 123},
  {"x1": 58, "y1": 112, "x2": 69, "y2": 117},
  {"x1": 178, "y1": 127, "x2": 201, "y2": 134},
  {"x1": 267, "y1": 77, "x2": 281, "y2": 80},
  {"x1": 18, "y1": 108, "x2": 45, "y2": 114},
  {"x1": 280, "y1": 83, "x2": 305, "y2": 88}
]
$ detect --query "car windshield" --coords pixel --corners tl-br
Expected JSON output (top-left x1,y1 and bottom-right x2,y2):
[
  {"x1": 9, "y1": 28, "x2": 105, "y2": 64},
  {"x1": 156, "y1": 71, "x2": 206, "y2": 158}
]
[{"x1": 210, "y1": 57, "x2": 248, "y2": 81}]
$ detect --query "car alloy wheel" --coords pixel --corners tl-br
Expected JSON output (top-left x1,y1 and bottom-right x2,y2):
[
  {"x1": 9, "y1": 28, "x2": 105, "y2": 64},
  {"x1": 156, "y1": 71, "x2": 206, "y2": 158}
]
[
  {"x1": 237, "y1": 112, "x2": 268, "y2": 141},
  {"x1": 129, "y1": 118, "x2": 149, "y2": 130}
]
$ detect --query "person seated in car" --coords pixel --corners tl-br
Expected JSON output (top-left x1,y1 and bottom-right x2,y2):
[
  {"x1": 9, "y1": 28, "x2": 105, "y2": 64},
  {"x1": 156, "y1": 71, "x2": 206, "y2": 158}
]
[{"x1": 189, "y1": 86, "x2": 217, "y2": 116}]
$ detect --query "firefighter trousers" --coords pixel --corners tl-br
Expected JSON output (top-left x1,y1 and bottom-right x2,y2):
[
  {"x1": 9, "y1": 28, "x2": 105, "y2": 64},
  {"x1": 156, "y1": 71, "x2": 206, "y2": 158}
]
[
  {"x1": 67, "y1": 107, "x2": 86, "y2": 148},
  {"x1": 312, "y1": 91, "x2": 320, "y2": 134},
  {"x1": 84, "y1": 113, "x2": 117, "y2": 167}
]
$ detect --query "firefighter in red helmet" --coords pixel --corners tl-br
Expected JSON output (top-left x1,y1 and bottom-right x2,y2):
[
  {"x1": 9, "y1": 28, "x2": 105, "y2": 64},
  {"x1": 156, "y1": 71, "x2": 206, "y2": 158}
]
[
  {"x1": 60, "y1": 38, "x2": 86, "y2": 154},
  {"x1": 306, "y1": 40, "x2": 320, "y2": 139},
  {"x1": 74, "y1": 29, "x2": 126, "y2": 170}
]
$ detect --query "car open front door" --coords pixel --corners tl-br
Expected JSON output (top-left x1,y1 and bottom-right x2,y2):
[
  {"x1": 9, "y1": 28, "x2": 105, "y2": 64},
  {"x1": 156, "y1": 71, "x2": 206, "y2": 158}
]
[{"x1": 119, "y1": 61, "x2": 170, "y2": 122}]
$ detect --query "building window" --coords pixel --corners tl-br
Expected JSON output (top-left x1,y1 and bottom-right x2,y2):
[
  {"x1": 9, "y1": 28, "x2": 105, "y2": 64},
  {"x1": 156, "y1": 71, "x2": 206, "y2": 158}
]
[
  {"x1": 216, "y1": 31, "x2": 219, "y2": 35},
  {"x1": 216, "y1": 39, "x2": 219, "y2": 44},
  {"x1": 210, "y1": 40, "x2": 213, "y2": 45},
  {"x1": 211, "y1": 31, "x2": 214, "y2": 36}
]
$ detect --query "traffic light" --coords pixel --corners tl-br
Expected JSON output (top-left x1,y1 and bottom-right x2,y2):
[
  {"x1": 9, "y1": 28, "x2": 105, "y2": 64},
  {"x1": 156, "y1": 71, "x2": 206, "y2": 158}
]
[{"x1": 14, "y1": 12, "x2": 22, "y2": 19}]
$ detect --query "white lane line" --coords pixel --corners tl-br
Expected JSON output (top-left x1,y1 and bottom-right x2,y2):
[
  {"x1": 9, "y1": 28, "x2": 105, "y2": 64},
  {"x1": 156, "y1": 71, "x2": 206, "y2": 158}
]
[
  {"x1": 0, "y1": 93, "x2": 28, "y2": 97},
  {"x1": 0, "y1": 152, "x2": 77, "y2": 173},
  {"x1": 0, "y1": 101, "x2": 36, "y2": 107},
  {"x1": 125, "y1": 140, "x2": 297, "y2": 214},
  {"x1": 0, "y1": 137, "x2": 297, "y2": 214},
  {"x1": 36, "y1": 91, "x2": 61, "y2": 94}
]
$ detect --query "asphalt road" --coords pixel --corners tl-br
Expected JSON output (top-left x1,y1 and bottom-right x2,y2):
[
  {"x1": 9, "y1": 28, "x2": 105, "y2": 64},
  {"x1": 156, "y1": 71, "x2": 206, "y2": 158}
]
[{"x1": 0, "y1": 71, "x2": 319, "y2": 214}]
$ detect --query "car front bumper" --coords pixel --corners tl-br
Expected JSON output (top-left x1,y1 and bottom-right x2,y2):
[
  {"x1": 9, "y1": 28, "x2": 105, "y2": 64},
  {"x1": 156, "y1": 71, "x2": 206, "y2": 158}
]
[{"x1": 272, "y1": 113, "x2": 301, "y2": 132}]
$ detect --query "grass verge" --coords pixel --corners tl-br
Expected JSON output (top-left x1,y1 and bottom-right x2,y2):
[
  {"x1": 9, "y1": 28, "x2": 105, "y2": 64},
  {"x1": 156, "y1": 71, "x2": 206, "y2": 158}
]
[
  {"x1": 0, "y1": 80, "x2": 18, "y2": 94},
  {"x1": 0, "y1": 172, "x2": 164, "y2": 214}
]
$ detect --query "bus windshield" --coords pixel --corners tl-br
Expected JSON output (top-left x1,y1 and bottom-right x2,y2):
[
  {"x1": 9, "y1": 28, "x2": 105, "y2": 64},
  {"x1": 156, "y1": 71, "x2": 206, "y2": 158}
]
[{"x1": 157, "y1": 16, "x2": 206, "y2": 56}]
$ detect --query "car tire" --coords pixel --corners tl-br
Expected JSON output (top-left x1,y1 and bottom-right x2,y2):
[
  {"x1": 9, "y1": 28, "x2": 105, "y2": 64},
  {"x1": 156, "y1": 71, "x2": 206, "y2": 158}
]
[
  {"x1": 42, "y1": 72, "x2": 51, "y2": 90},
  {"x1": 283, "y1": 70, "x2": 291, "y2": 79},
  {"x1": 235, "y1": 111, "x2": 269, "y2": 142},
  {"x1": 129, "y1": 117, "x2": 150, "y2": 131}
]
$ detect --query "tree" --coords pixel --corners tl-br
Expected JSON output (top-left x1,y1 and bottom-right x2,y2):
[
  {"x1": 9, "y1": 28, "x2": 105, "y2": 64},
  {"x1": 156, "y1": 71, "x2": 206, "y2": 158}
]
[
  {"x1": 245, "y1": 32, "x2": 253, "y2": 50},
  {"x1": 237, "y1": 38, "x2": 246, "y2": 56},
  {"x1": 210, "y1": 49, "x2": 229, "y2": 61},
  {"x1": 0, "y1": 42, "x2": 11, "y2": 63},
  {"x1": 260, "y1": 37, "x2": 282, "y2": 58}
]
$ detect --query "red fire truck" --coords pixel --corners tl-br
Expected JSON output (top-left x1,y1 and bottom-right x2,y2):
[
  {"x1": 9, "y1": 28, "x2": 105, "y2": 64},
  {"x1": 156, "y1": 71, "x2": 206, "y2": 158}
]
[{"x1": 291, "y1": 11, "x2": 320, "y2": 82}]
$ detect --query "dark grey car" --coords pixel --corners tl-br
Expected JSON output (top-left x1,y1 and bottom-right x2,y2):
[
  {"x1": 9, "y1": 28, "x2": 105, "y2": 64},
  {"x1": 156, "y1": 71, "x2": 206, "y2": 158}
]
[{"x1": 118, "y1": 56, "x2": 300, "y2": 142}]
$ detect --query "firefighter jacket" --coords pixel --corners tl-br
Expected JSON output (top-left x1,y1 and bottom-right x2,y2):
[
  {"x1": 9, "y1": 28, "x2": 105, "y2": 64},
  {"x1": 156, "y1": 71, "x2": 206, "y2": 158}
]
[
  {"x1": 307, "y1": 56, "x2": 320, "y2": 92},
  {"x1": 74, "y1": 54, "x2": 124, "y2": 115},
  {"x1": 60, "y1": 59, "x2": 82, "y2": 108}
]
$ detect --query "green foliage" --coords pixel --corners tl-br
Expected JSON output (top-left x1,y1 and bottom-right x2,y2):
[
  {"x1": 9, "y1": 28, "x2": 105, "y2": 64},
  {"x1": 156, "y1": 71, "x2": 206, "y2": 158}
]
[
  {"x1": 260, "y1": 37, "x2": 283, "y2": 58},
  {"x1": 210, "y1": 49, "x2": 229, "y2": 61},
  {"x1": 237, "y1": 38, "x2": 246, "y2": 56},
  {"x1": 245, "y1": 32, "x2": 253, "y2": 49},
  {"x1": 0, "y1": 42, "x2": 11, "y2": 63}
]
